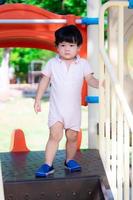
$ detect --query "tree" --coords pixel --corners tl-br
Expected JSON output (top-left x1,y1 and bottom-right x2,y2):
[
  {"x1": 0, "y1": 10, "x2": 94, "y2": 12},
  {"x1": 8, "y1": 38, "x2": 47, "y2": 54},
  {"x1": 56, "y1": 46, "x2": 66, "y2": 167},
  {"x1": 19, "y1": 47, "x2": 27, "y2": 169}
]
[
  {"x1": 0, "y1": 0, "x2": 6, "y2": 4},
  {"x1": 10, "y1": 48, "x2": 55, "y2": 83},
  {"x1": 5, "y1": 0, "x2": 87, "y2": 16}
]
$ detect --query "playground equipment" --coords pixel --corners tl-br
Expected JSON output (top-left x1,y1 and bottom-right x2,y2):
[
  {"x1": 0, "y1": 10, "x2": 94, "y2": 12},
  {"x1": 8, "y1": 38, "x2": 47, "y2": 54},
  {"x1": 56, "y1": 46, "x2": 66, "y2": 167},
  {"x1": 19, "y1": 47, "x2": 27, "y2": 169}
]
[
  {"x1": 1, "y1": 0, "x2": 133, "y2": 199},
  {"x1": 99, "y1": 1, "x2": 133, "y2": 199}
]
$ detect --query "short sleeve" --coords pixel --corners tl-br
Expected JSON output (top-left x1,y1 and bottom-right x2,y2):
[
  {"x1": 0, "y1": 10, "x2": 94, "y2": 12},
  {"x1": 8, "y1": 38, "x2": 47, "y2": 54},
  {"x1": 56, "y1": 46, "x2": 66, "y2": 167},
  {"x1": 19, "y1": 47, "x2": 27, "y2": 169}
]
[
  {"x1": 41, "y1": 60, "x2": 52, "y2": 78},
  {"x1": 82, "y1": 59, "x2": 93, "y2": 77}
]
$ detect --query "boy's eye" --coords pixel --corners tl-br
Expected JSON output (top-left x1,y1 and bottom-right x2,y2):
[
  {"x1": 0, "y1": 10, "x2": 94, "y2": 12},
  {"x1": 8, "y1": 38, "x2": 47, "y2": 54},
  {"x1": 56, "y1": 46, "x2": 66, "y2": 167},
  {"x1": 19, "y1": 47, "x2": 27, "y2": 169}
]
[
  {"x1": 59, "y1": 43, "x2": 76, "y2": 47},
  {"x1": 70, "y1": 44, "x2": 75, "y2": 47}
]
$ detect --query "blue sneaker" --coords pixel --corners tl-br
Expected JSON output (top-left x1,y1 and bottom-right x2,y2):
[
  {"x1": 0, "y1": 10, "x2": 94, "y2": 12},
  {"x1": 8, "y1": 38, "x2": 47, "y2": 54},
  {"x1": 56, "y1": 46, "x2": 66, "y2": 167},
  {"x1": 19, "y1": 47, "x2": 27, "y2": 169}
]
[
  {"x1": 35, "y1": 164, "x2": 54, "y2": 177},
  {"x1": 65, "y1": 160, "x2": 81, "y2": 172}
]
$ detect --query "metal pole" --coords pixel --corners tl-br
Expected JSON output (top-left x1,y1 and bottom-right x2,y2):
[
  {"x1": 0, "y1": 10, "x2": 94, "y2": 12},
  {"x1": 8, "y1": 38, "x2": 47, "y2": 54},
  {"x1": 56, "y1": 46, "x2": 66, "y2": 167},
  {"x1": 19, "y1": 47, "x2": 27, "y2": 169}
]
[
  {"x1": 87, "y1": 0, "x2": 101, "y2": 149},
  {"x1": 0, "y1": 18, "x2": 99, "y2": 25},
  {"x1": 0, "y1": 19, "x2": 67, "y2": 24}
]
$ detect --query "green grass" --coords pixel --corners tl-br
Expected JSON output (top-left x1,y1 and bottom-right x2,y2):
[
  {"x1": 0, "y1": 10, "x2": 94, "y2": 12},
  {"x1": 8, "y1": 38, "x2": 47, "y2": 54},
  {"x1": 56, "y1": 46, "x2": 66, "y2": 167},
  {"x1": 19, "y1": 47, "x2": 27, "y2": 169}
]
[{"x1": 0, "y1": 95, "x2": 89, "y2": 152}]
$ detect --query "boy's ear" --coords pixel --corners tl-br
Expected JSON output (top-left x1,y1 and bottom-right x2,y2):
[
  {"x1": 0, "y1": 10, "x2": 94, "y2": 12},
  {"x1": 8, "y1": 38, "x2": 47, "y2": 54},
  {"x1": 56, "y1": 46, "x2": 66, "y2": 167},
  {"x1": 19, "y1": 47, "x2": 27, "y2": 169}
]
[{"x1": 56, "y1": 46, "x2": 59, "y2": 52}]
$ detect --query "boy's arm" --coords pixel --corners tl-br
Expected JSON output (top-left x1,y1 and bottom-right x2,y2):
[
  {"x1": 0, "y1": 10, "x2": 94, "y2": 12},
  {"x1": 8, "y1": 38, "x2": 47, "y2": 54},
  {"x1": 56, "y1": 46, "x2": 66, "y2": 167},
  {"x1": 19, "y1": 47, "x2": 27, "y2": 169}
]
[
  {"x1": 34, "y1": 75, "x2": 50, "y2": 113},
  {"x1": 85, "y1": 73, "x2": 99, "y2": 89}
]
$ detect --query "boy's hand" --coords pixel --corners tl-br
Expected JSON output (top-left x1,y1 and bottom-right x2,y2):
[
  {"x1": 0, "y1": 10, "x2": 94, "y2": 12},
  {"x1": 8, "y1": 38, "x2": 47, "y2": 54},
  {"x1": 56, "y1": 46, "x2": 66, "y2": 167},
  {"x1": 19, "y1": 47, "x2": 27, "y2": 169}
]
[
  {"x1": 100, "y1": 80, "x2": 105, "y2": 88},
  {"x1": 34, "y1": 101, "x2": 41, "y2": 113}
]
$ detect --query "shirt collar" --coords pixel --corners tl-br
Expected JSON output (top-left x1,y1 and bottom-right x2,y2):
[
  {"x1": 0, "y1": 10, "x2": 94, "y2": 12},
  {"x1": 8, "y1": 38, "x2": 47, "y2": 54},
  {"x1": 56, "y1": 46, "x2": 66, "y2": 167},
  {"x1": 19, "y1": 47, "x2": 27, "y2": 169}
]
[{"x1": 55, "y1": 54, "x2": 80, "y2": 64}]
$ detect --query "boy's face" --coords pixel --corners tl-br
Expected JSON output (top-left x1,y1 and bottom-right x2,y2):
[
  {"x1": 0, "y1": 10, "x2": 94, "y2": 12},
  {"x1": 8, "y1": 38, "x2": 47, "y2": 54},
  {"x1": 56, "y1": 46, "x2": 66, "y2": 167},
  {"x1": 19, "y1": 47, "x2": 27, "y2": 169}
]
[{"x1": 57, "y1": 41, "x2": 81, "y2": 60}]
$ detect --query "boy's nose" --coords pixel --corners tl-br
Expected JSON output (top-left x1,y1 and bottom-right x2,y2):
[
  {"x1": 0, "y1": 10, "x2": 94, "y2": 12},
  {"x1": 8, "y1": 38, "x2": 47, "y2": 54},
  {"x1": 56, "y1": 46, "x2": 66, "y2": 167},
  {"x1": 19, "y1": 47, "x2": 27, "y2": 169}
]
[{"x1": 65, "y1": 46, "x2": 70, "y2": 51}]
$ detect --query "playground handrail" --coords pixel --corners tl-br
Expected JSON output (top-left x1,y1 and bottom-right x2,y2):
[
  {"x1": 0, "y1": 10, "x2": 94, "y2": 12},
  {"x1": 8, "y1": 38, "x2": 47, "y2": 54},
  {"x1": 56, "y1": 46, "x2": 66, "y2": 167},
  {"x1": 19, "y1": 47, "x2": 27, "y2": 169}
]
[
  {"x1": 99, "y1": 44, "x2": 133, "y2": 132},
  {"x1": 99, "y1": 1, "x2": 133, "y2": 199},
  {"x1": 99, "y1": 1, "x2": 133, "y2": 131}
]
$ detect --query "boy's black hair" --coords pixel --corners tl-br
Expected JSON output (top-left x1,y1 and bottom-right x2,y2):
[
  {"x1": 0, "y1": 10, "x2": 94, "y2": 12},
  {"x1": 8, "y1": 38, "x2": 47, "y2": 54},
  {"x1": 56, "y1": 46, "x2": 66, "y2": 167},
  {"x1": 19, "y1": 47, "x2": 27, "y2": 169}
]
[{"x1": 55, "y1": 25, "x2": 83, "y2": 46}]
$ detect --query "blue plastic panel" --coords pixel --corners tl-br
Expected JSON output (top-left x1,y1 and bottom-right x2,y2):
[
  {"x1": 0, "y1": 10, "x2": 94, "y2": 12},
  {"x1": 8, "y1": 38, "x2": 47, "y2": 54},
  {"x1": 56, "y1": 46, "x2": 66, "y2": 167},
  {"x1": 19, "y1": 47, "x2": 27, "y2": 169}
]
[
  {"x1": 82, "y1": 17, "x2": 99, "y2": 25},
  {"x1": 128, "y1": 0, "x2": 133, "y2": 8},
  {"x1": 86, "y1": 96, "x2": 99, "y2": 103}
]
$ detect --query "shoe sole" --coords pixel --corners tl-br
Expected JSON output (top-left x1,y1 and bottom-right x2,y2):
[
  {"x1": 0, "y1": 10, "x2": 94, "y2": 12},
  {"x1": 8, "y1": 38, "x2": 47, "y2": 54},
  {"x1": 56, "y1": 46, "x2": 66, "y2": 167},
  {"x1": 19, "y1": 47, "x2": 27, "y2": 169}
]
[
  {"x1": 65, "y1": 166, "x2": 81, "y2": 172},
  {"x1": 36, "y1": 169, "x2": 55, "y2": 177}
]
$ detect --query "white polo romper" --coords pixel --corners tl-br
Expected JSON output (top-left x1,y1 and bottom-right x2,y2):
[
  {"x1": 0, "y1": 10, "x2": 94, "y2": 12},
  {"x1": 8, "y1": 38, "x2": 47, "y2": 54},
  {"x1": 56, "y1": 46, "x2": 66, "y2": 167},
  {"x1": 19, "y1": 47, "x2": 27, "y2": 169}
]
[{"x1": 41, "y1": 55, "x2": 93, "y2": 131}]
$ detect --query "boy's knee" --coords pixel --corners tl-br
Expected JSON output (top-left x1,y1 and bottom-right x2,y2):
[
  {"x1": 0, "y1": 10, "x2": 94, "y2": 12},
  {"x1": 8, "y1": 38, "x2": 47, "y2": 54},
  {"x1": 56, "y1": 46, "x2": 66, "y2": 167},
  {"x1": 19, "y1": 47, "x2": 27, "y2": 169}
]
[
  {"x1": 49, "y1": 132, "x2": 62, "y2": 143},
  {"x1": 66, "y1": 131, "x2": 78, "y2": 142},
  {"x1": 49, "y1": 122, "x2": 63, "y2": 142}
]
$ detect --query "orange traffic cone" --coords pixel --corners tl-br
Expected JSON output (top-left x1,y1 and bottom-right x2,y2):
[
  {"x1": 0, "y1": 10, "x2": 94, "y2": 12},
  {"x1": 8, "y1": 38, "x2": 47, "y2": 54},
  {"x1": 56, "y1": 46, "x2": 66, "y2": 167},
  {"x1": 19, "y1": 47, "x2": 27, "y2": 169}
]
[{"x1": 10, "y1": 129, "x2": 30, "y2": 152}]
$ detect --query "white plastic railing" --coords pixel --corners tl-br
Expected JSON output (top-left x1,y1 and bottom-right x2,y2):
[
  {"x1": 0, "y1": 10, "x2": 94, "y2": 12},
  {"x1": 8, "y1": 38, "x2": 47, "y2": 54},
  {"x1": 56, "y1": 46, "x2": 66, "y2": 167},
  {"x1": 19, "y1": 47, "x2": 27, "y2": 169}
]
[{"x1": 99, "y1": 1, "x2": 133, "y2": 200}]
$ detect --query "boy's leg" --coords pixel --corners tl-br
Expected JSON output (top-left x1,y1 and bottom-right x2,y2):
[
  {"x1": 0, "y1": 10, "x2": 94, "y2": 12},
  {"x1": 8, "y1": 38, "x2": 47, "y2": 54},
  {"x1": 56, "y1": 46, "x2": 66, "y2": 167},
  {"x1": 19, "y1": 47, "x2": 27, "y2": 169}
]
[
  {"x1": 45, "y1": 121, "x2": 64, "y2": 166},
  {"x1": 65, "y1": 129, "x2": 81, "y2": 172},
  {"x1": 65, "y1": 129, "x2": 78, "y2": 162}
]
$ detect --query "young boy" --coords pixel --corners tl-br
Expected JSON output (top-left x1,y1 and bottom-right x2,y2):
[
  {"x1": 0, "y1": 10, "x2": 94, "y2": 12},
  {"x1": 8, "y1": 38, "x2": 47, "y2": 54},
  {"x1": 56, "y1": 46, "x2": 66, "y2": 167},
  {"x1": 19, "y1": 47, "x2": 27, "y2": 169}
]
[{"x1": 34, "y1": 25, "x2": 99, "y2": 177}]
